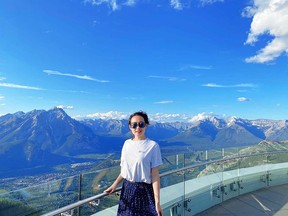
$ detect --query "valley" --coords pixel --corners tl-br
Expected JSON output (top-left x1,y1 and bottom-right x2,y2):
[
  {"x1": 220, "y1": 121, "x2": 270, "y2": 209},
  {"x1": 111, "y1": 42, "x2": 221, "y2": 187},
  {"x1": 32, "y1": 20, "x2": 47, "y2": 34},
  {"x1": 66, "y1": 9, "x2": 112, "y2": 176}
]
[{"x1": 1, "y1": 108, "x2": 288, "y2": 193}]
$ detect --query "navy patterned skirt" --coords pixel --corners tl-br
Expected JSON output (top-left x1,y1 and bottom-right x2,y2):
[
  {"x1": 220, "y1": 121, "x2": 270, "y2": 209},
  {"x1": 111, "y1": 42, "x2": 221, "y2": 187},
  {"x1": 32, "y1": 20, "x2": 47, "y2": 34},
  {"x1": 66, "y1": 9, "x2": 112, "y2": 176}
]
[{"x1": 117, "y1": 179, "x2": 157, "y2": 216}]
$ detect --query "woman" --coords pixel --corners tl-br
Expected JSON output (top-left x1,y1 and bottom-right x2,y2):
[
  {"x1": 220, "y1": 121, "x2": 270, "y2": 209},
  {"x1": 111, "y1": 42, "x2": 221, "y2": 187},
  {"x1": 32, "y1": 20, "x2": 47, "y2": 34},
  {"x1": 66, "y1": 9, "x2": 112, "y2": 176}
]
[{"x1": 105, "y1": 111, "x2": 163, "y2": 216}]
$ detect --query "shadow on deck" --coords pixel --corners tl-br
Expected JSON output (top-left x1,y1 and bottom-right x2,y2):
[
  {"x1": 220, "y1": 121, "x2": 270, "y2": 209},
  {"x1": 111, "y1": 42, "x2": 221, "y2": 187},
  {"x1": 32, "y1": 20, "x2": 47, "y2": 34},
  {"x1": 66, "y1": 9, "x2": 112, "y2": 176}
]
[{"x1": 198, "y1": 184, "x2": 288, "y2": 216}]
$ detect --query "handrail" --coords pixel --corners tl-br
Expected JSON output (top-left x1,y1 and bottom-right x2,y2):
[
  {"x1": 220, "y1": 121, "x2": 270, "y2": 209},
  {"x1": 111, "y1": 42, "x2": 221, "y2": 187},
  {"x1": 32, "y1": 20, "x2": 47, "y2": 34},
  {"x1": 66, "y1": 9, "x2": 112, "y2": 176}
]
[
  {"x1": 42, "y1": 187, "x2": 122, "y2": 216},
  {"x1": 42, "y1": 150, "x2": 288, "y2": 216},
  {"x1": 160, "y1": 150, "x2": 286, "y2": 177}
]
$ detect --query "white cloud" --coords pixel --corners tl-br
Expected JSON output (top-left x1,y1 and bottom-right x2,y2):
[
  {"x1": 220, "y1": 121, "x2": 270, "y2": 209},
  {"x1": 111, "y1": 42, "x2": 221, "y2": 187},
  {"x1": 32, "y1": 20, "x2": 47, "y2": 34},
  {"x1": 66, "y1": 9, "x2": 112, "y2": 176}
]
[
  {"x1": 179, "y1": 64, "x2": 213, "y2": 71},
  {"x1": 43, "y1": 70, "x2": 110, "y2": 83},
  {"x1": 55, "y1": 89, "x2": 90, "y2": 94},
  {"x1": 151, "y1": 113, "x2": 190, "y2": 122},
  {"x1": 244, "y1": 0, "x2": 288, "y2": 63},
  {"x1": 56, "y1": 105, "x2": 74, "y2": 110},
  {"x1": 123, "y1": 96, "x2": 143, "y2": 100},
  {"x1": 85, "y1": 111, "x2": 128, "y2": 120},
  {"x1": 202, "y1": 83, "x2": 224, "y2": 88},
  {"x1": 189, "y1": 112, "x2": 215, "y2": 122},
  {"x1": 77, "y1": 111, "x2": 230, "y2": 123},
  {"x1": 84, "y1": 0, "x2": 120, "y2": 10},
  {"x1": 235, "y1": 83, "x2": 257, "y2": 88},
  {"x1": 154, "y1": 100, "x2": 175, "y2": 104},
  {"x1": 110, "y1": 0, "x2": 118, "y2": 10},
  {"x1": 85, "y1": 0, "x2": 193, "y2": 10},
  {"x1": 152, "y1": 112, "x2": 226, "y2": 123},
  {"x1": 79, "y1": 111, "x2": 191, "y2": 122},
  {"x1": 199, "y1": 0, "x2": 224, "y2": 6},
  {"x1": 171, "y1": 0, "x2": 183, "y2": 10},
  {"x1": 124, "y1": 0, "x2": 137, "y2": 7},
  {"x1": 0, "y1": 82, "x2": 43, "y2": 90},
  {"x1": 0, "y1": 77, "x2": 6, "y2": 81},
  {"x1": 0, "y1": 95, "x2": 4, "y2": 100},
  {"x1": 84, "y1": 0, "x2": 226, "y2": 11},
  {"x1": 237, "y1": 97, "x2": 250, "y2": 102},
  {"x1": 148, "y1": 75, "x2": 186, "y2": 82},
  {"x1": 202, "y1": 83, "x2": 257, "y2": 88}
]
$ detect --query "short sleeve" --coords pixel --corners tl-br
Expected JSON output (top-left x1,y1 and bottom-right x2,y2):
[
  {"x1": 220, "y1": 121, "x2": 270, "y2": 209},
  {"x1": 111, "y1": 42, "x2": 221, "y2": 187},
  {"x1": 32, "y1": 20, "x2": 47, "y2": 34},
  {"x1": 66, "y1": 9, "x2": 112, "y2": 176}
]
[
  {"x1": 151, "y1": 143, "x2": 163, "y2": 168},
  {"x1": 120, "y1": 141, "x2": 127, "y2": 167}
]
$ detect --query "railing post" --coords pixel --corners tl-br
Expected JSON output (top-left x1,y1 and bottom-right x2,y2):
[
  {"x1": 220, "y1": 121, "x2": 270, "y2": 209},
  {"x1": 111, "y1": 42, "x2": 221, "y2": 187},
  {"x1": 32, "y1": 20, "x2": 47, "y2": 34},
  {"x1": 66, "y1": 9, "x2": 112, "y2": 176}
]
[{"x1": 78, "y1": 173, "x2": 83, "y2": 216}]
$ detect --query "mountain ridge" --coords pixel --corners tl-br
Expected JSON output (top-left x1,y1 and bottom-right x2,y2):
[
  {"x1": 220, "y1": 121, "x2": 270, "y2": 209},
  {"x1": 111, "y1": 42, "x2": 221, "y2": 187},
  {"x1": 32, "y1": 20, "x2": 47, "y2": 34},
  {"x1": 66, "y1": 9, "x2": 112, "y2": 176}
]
[{"x1": 1, "y1": 108, "x2": 288, "y2": 173}]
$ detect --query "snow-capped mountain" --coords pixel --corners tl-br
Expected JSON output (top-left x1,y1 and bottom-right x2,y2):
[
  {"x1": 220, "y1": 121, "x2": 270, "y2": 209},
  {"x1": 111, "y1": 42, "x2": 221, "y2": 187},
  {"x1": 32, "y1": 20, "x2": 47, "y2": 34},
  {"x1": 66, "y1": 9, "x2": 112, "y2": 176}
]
[
  {"x1": 0, "y1": 108, "x2": 99, "y2": 172},
  {"x1": 251, "y1": 119, "x2": 288, "y2": 140},
  {"x1": 1, "y1": 108, "x2": 288, "y2": 172}
]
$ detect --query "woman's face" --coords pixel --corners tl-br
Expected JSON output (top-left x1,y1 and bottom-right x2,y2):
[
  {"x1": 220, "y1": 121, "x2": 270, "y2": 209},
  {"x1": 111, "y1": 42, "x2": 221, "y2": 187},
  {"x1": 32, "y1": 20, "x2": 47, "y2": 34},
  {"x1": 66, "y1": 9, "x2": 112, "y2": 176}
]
[{"x1": 129, "y1": 115, "x2": 147, "y2": 140}]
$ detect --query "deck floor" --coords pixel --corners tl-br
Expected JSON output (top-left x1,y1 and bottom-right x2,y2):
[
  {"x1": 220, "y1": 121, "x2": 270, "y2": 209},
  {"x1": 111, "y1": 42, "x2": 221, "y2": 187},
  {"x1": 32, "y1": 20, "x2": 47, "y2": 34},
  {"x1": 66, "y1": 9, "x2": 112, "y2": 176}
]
[{"x1": 198, "y1": 184, "x2": 288, "y2": 216}]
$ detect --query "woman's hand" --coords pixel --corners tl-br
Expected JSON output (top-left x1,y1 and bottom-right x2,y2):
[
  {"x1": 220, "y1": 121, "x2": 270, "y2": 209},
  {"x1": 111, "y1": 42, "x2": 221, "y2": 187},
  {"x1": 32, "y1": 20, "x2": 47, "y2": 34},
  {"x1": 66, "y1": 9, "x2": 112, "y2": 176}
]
[
  {"x1": 105, "y1": 174, "x2": 123, "y2": 194},
  {"x1": 104, "y1": 184, "x2": 116, "y2": 194},
  {"x1": 156, "y1": 203, "x2": 163, "y2": 216}
]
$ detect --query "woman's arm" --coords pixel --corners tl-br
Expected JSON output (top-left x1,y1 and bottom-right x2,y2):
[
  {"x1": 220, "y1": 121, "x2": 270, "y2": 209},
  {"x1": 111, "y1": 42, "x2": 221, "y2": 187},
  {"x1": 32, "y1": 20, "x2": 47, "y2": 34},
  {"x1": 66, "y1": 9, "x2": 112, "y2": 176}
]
[
  {"x1": 152, "y1": 166, "x2": 163, "y2": 216},
  {"x1": 105, "y1": 174, "x2": 124, "y2": 194}
]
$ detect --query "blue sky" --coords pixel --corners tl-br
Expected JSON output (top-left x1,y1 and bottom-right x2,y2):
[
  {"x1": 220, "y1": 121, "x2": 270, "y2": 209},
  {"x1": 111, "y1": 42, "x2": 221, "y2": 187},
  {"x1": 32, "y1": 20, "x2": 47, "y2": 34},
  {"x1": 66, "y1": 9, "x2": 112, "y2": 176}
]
[{"x1": 0, "y1": 0, "x2": 288, "y2": 122}]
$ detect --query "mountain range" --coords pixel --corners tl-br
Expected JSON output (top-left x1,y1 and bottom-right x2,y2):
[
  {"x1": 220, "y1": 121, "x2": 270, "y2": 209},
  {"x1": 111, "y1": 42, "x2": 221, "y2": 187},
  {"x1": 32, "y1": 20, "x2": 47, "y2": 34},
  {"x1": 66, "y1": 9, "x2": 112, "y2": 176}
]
[{"x1": 0, "y1": 108, "x2": 288, "y2": 174}]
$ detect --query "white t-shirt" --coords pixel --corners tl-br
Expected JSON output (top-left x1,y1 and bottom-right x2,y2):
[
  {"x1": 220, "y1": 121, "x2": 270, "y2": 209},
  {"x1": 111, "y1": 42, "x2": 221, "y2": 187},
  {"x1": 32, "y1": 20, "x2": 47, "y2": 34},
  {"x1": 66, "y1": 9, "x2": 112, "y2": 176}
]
[{"x1": 120, "y1": 138, "x2": 163, "y2": 184}]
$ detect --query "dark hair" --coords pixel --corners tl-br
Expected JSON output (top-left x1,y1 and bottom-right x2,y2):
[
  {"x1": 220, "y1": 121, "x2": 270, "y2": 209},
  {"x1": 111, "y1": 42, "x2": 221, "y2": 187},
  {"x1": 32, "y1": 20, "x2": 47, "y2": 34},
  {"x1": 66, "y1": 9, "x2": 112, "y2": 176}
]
[{"x1": 128, "y1": 111, "x2": 149, "y2": 125}]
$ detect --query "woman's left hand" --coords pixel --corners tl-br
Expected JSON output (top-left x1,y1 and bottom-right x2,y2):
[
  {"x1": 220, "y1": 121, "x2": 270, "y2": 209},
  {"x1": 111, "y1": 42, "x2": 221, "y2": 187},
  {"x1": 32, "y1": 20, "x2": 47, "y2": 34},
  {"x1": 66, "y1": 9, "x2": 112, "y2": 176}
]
[{"x1": 156, "y1": 203, "x2": 163, "y2": 216}]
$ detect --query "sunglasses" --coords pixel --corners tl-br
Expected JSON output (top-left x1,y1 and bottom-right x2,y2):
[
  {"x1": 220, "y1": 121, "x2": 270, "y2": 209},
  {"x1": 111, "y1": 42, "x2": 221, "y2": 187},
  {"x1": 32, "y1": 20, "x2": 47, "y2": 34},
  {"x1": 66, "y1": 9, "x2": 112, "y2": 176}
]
[{"x1": 130, "y1": 122, "x2": 146, "y2": 129}]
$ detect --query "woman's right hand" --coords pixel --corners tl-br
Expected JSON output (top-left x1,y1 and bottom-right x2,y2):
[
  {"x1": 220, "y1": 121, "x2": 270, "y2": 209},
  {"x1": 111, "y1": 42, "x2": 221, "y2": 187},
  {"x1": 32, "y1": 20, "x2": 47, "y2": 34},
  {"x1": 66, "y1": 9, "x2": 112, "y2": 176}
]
[
  {"x1": 104, "y1": 184, "x2": 116, "y2": 194},
  {"x1": 105, "y1": 174, "x2": 123, "y2": 194}
]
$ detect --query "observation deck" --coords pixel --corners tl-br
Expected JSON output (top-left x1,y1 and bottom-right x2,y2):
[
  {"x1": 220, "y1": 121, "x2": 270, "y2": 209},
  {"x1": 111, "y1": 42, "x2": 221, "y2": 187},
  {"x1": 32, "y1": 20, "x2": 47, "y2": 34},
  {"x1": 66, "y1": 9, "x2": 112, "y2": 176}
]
[
  {"x1": 200, "y1": 183, "x2": 288, "y2": 215},
  {"x1": 1, "y1": 144, "x2": 288, "y2": 216}
]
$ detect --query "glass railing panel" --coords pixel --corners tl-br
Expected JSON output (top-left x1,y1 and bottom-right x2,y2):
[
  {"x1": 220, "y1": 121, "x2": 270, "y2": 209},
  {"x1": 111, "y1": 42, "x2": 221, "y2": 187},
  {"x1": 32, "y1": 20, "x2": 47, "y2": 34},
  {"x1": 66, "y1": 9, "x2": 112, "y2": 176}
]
[
  {"x1": 237, "y1": 155, "x2": 268, "y2": 195},
  {"x1": 222, "y1": 158, "x2": 241, "y2": 201},
  {"x1": 161, "y1": 153, "x2": 185, "y2": 216},
  {"x1": 267, "y1": 150, "x2": 288, "y2": 164},
  {"x1": 78, "y1": 166, "x2": 121, "y2": 215},
  {"x1": 223, "y1": 145, "x2": 251, "y2": 158},
  {"x1": 179, "y1": 148, "x2": 227, "y2": 168},
  {"x1": 203, "y1": 148, "x2": 223, "y2": 162},
  {"x1": 161, "y1": 172, "x2": 185, "y2": 216},
  {"x1": 238, "y1": 142, "x2": 271, "y2": 156},
  {"x1": 162, "y1": 153, "x2": 185, "y2": 173},
  {"x1": 182, "y1": 151, "x2": 201, "y2": 167},
  {"x1": 183, "y1": 153, "x2": 223, "y2": 215},
  {"x1": 182, "y1": 149, "x2": 223, "y2": 167},
  {"x1": 0, "y1": 175, "x2": 80, "y2": 215},
  {"x1": 4, "y1": 147, "x2": 288, "y2": 216},
  {"x1": 80, "y1": 166, "x2": 121, "y2": 199},
  {"x1": 87, "y1": 195, "x2": 120, "y2": 216},
  {"x1": 267, "y1": 152, "x2": 288, "y2": 187},
  {"x1": 268, "y1": 167, "x2": 288, "y2": 187}
]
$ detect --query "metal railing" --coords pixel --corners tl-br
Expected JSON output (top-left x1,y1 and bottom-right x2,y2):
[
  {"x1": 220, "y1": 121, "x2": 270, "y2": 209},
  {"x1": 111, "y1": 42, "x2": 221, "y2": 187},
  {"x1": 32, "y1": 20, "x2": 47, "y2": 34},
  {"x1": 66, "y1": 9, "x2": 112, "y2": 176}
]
[
  {"x1": 1, "y1": 145, "x2": 288, "y2": 216},
  {"x1": 42, "y1": 187, "x2": 122, "y2": 216},
  {"x1": 41, "y1": 149, "x2": 288, "y2": 216}
]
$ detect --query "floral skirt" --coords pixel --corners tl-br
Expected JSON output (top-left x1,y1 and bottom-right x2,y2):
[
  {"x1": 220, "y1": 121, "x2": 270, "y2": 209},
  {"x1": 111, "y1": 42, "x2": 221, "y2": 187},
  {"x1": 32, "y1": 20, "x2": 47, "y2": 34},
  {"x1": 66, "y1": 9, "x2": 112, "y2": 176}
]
[{"x1": 117, "y1": 179, "x2": 157, "y2": 216}]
